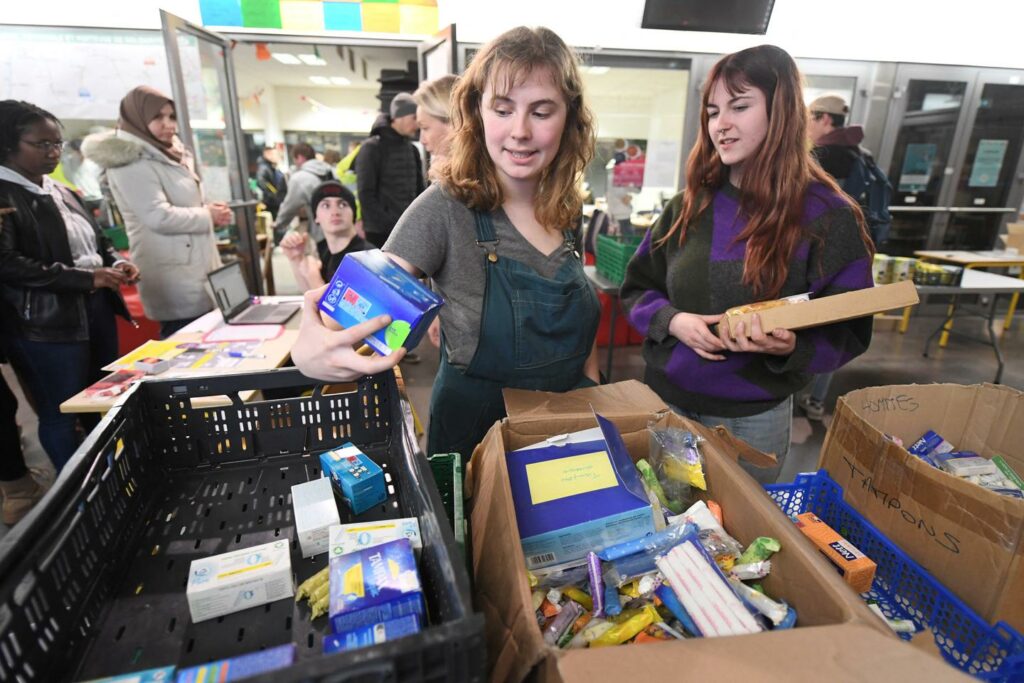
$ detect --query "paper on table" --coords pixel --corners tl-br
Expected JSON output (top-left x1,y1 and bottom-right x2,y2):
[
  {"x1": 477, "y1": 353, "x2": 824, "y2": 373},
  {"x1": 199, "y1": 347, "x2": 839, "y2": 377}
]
[
  {"x1": 203, "y1": 324, "x2": 284, "y2": 343},
  {"x1": 103, "y1": 339, "x2": 185, "y2": 371}
]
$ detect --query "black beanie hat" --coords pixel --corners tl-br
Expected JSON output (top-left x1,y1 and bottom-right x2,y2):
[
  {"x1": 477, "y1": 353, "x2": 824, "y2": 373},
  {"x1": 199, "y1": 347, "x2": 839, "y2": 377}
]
[{"x1": 310, "y1": 180, "x2": 358, "y2": 221}]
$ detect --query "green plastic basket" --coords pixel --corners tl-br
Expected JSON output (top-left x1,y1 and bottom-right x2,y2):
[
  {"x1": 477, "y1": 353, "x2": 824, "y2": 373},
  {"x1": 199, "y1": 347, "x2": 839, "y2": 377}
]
[
  {"x1": 104, "y1": 226, "x2": 129, "y2": 251},
  {"x1": 596, "y1": 233, "x2": 644, "y2": 285},
  {"x1": 428, "y1": 453, "x2": 466, "y2": 555}
]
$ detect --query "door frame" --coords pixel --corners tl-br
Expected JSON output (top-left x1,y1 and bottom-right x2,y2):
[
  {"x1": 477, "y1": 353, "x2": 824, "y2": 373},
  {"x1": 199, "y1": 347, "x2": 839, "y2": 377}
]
[{"x1": 160, "y1": 10, "x2": 262, "y2": 294}]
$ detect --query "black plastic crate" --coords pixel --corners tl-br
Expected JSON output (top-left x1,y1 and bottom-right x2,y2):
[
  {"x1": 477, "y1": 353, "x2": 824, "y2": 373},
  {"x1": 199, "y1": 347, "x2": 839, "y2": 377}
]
[{"x1": 0, "y1": 369, "x2": 484, "y2": 682}]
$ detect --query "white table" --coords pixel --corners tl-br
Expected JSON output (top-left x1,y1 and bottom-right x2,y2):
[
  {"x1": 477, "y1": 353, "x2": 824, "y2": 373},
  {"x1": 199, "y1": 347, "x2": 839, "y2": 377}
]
[
  {"x1": 916, "y1": 270, "x2": 1024, "y2": 383},
  {"x1": 61, "y1": 296, "x2": 303, "y2": 414}
]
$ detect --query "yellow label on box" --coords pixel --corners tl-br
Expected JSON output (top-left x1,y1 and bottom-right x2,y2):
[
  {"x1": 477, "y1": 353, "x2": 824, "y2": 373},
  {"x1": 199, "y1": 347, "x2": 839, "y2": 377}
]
[
  {"x1": 526, "y1": 450, "x2": 618, "y2": 505},
  {"x1": 217, "y1": 560, "x2": 272, "y2": 579}
]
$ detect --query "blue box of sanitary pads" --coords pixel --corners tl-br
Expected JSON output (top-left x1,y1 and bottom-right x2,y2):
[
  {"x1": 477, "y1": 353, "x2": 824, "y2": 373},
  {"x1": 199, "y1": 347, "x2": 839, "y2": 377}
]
[
  {"x1": 174, "y1": 644, "x2": 294, "y2": 683},
  {"x1": 328, "y1": 538, "x2": 424, "y2": 634},
  {"x1": 318, "y1": 249, "x2": 443, "y2": 355},
  {"x1": 323, "y1": 614, "x2": 422, "y2": 654}
]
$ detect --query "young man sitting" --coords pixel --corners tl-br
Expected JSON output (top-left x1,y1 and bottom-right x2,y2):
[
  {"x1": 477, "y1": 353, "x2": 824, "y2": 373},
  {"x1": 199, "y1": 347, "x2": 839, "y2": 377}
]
[{"x1": 279, "y1": 181, "x2": 371, "y2": 292}]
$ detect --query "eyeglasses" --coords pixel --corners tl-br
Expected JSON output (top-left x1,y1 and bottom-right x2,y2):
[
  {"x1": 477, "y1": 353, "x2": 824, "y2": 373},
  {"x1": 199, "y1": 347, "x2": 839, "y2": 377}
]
[{"x1": 21, "y1": 139, "x2": 65, "y2": 154}]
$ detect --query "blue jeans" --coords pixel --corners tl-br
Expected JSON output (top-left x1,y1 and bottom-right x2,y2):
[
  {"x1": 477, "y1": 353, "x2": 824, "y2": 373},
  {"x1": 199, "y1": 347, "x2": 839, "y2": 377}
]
[
  {"x1": 671, "y1": 396, "x2": 793, "y2": 485},
  {"x1": 808, "y1": 372, "x2": 834, "y2": 404},
  {"x1": 2, "y1": 292, "x2": 118, "y2": 471}
]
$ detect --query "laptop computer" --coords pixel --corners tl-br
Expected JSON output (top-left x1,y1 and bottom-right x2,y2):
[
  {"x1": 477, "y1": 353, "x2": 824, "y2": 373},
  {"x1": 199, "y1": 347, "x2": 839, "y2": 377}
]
[{"x1": 207, "y1": 261, "x2": 300, "y2": 325}]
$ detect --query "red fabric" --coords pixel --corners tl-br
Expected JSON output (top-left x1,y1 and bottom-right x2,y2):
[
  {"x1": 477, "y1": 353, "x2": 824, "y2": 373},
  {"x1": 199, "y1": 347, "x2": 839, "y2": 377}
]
[{"x1": 595, "y1": 291, "x2": 643, "y2": 347}]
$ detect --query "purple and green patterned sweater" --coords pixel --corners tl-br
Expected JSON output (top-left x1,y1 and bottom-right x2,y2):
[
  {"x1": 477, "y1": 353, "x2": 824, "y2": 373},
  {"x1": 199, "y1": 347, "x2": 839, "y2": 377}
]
[{"x1": 621, "y1": 182, "x2": 873, "y2": 418}]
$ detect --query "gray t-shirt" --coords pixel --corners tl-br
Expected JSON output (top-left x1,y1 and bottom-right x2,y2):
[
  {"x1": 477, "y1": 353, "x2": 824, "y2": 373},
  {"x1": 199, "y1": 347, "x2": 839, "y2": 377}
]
[{"x1": 383, "y1": 185, "x2": 575, "y2": 368}]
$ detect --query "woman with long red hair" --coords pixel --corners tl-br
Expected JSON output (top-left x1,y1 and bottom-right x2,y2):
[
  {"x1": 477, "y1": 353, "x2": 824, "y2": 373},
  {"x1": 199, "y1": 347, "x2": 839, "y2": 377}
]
[{"x1": 622, "y1": 45, "x2": 874, "y2": 484}]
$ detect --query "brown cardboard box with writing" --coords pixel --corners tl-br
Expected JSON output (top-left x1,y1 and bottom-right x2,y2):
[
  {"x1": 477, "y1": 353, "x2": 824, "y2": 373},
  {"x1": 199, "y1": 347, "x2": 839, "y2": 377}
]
[
  {"x1": 818, "y1": 383, "x2": 1024, "y2": 631},
  {"x1": 466, "y1": 380, "x2": 967, "y2": 682}
]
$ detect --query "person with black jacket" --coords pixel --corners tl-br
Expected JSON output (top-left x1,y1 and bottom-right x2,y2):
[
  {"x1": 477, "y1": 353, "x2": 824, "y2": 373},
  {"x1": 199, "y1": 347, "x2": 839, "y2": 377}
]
[
  {"x1": 0, "y1": 100, "x2": 138, "y2": 472},
  {"x1": 256, "y1": 146, "x2": 287, "y2": 218},
  {"x1": 355, "y1": 93, "x2": 426, "y2": 248}
]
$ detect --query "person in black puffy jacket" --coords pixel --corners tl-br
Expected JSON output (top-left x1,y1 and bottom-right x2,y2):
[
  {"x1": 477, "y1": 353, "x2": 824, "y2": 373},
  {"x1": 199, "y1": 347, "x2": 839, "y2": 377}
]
[
  {"x1": 0, "y1": 100, "x2": 138, "y2": 472},
  {"x1": 355, "y1": 94, "x2": 426, "y2": 248}
]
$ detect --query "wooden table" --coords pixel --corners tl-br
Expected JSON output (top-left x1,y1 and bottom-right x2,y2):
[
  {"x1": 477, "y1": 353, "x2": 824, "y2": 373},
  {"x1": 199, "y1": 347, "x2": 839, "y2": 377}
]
[
  {"x1": 61, "y1": 296, "x2": 302, "y2": 414},
  {"x1": 907, "y1": 250, "x2": 1024, "y2": 344},
  {"x1": 915, "y1": 269, "x2": 1024, "y2": 384}
]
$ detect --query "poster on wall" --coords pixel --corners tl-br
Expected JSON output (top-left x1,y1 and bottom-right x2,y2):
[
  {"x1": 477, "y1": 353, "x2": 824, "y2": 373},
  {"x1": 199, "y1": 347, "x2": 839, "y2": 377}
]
[
  {"x1": 898, "y1": 142, "x2": 937, "y2": 193},
  {"x1": 0, "y1": 27, "x2": 171, "y2": 120},
  {"x1": 968, "y1": 139, "x2": 1008, "y2": 188}
]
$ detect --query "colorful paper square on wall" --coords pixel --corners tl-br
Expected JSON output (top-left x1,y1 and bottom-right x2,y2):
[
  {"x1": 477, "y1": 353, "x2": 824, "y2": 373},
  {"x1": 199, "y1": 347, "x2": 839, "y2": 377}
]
[
  {"x1": 361, "y1": 3, "x2": 400, "y2": 32},
  {"x1": 240, "y1": 0, "x2": 283, "y2": 28},
  {"x1": 201, "y1": 0, "x2": 437, "y2": 33},
  {"x1": 200, "y1": 0, "x2": 243, "y2": 26},
  {"x1": 280, "y1": 0, "x2": 325, "y2": 30},
  {"x1": 323, "y1": 2, "x2": 362, "y2": 30},
  {"x1": 399, "y1": 4, "x2": 437, "y2": 34}
]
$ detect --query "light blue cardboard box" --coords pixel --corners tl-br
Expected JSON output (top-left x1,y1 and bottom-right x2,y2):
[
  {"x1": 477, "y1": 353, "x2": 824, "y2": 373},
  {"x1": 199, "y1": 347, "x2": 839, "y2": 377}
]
[
  {"x1": 318, "y1": 249, "x2": 443, "y2": 355},
  {"x1": 82, "y1": 667, "x2": 175, "y2": 683},
  {"x1": 506, "y1": 412, "x2": 655, "y2": 569}
]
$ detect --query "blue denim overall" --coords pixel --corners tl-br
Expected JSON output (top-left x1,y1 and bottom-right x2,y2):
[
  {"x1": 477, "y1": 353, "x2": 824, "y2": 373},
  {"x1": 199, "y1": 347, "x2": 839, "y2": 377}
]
[{"x1": 427, "y1": 211, "x2": 600, "y2": 458}]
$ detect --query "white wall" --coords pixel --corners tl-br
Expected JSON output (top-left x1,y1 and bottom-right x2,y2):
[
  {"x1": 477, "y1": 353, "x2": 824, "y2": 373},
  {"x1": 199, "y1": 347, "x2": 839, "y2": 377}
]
[
  {"x1": 442, "y1": 0, "x2": 1024, "y2": 70},
  {"x1": 1, "y1": 0, "x2": 203, "y2": 28},
  {"x1": 7, "y1": 0, "x2": 1024, "y2": 69}
]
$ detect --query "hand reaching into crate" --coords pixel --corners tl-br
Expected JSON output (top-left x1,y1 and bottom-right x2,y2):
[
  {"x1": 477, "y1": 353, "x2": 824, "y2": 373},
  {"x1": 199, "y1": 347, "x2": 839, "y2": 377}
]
[{"x1": 292, "y1": 286, "x2": 406, "y2": 381}]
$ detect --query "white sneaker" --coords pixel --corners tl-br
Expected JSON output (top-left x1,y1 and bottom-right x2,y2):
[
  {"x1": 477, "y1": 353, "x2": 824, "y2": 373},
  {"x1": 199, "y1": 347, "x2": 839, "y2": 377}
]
[{"x1": 799, "y1": 395, "x2": 825, "y2": 421}]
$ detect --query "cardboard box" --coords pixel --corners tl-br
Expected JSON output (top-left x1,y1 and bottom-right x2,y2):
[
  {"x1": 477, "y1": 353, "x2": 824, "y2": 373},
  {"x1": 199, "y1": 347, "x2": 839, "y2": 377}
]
[
  {"x1": 818, "y1": 383, "x2": 1024, "y2": 631},
  {"x1": 186, "y1": 539, "x2": 293, "y2": 623},
  {"x1": 292, "y1": 477, "x2": 341, "y2": 558},
  {"x1": 318, "y1": 249, "x2": 443, "y2": 355},
  {"x1": 322, "y1": 614, "x2": 421, "y2": 654},
  {"x1": 1001, "y1": 232, "x2": 1024, "y2": 251},
  {"x1": 174, "y1": 644, "x2": 295, "y2": 683},
  {"x1": 329, "y1": 518, "x2": 422, "y2": 557},
  {"x1": 722, "y1": 280, "x2": 919, "y2": 338},
  {"x1": 320, "y1": 443, "x2": 387, "y2": 515},
  {"x1": 328, "y1": 537, "x2": 424, "y2": 634},
  {"x1": 508, "y1": 413, "x2": 655, "y2": 569},
  {"x1": 465, "y1": 381, "x2": 960, "y2": 683}
]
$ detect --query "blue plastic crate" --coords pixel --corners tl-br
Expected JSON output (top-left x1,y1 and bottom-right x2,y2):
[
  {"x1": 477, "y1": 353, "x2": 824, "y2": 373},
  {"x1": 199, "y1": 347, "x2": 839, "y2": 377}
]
[{"x1": 766, "y1": 470, "x2": 1024, "y2": 681}]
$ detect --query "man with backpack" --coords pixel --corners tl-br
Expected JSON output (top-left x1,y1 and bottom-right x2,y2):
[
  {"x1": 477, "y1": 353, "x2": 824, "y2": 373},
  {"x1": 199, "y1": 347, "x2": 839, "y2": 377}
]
[
  {"x1": 272, "y1": 142, "x2": 336, "y2": 244},
  {"x1": 800, "y1": 95, "x2": 893, "y2": 421},
  {"x1": 808, "y1": 95, "x2": 893, "y2": 246}
]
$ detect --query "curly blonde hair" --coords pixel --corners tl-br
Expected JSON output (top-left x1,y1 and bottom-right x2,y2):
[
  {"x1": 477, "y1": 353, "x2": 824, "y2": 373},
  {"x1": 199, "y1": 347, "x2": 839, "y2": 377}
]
[
  {"x1": 440, "y1": 26, "x2": 595, "y2": 232},
  {"x1": 413, "y1": 74, "x2": 457, "y2": 123}
]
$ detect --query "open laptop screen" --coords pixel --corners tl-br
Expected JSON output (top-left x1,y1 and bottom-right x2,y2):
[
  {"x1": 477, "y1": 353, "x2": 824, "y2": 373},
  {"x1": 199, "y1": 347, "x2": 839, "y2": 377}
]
[{"x1": 207, "y1": 261, "x2": 251, "y2": 319}]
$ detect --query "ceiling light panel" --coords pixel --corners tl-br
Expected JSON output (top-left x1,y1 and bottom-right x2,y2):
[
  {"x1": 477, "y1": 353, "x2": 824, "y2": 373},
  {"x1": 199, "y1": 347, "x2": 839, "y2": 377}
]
[
  {"x1": 272, "y1": 53, "x2": 301, "y2": 65},
  {"x1": 298, "y1": 54, "x2": 327, "y2": 66}
]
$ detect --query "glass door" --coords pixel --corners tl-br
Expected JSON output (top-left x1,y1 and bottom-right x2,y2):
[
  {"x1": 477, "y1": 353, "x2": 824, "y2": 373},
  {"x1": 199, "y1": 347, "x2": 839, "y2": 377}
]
[
  {"x1": 418, "y1": 24, "x2": 458, "y2": 80},
  {"x1": 877, "y1": 66, "x2": 978, "y2": 256},
  {"x1": 160, "y1": 11, "x2": 262, "y2": 294},
  {"x1": 942, "y1": 70, "x2": 1024, "y2": 250}
]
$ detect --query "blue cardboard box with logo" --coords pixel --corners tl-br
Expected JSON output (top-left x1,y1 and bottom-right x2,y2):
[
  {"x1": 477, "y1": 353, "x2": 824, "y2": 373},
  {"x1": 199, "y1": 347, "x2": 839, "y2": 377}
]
[
  {"x1": 506, "y1": 411, "x2": 655, "y2": 569},
  {"x1": 318, "y1": 249, "x2": 443, "y2": 355},
  {"x1": 328, "y1": 537, "x2": 424, "y2": 634}
]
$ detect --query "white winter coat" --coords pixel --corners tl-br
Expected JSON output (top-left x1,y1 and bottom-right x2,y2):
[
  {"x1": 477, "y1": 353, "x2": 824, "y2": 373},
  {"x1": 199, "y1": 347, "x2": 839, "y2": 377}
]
[{"x1": 84, "y1": 130, "x2": 221, "y2": 321}]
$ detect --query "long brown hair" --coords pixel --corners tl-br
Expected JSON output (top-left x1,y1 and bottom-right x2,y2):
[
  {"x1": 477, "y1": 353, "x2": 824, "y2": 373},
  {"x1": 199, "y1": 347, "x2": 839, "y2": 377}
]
[
  {"x1": 440, "y1": 26, "x2": 595, "y2": 231},
  {"x1": 665, "y1": 45, "x2": 872, "y2": 299}
]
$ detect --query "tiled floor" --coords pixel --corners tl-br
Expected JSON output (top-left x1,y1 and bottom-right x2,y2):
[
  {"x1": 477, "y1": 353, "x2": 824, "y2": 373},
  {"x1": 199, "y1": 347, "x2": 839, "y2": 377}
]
[{"x1": 3, "y1": 250, "x2": 1022, "y2": 538}]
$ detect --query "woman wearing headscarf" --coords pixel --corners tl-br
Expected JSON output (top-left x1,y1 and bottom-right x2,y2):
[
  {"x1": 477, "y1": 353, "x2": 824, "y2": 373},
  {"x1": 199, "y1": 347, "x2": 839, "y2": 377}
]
[{"x1": 84, "y1": 86, "x2": 233, "y2": 338}]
